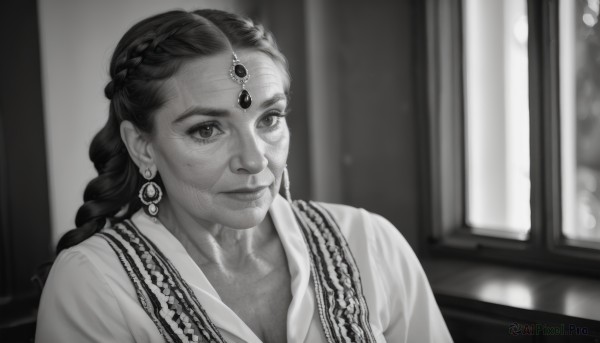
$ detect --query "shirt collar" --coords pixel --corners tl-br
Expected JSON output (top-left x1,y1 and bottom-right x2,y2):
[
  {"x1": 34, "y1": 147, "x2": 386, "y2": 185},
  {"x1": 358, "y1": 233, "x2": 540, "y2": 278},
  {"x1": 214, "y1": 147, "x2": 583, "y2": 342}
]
[{"x1": 130, "y1": 195, "x2": 314, "y2": 342}]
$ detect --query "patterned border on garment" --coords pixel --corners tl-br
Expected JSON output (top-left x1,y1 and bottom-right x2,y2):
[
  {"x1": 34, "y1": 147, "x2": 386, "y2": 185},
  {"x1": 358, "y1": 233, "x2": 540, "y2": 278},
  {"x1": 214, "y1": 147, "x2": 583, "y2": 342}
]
[
  {"x1": 99, "y1": 221, "x2": 227, "y2": 343},
  {"x1": 291, "y1": 200, "x2": 377, "y2": 343},
  {"x1": 99, "y1": 200, "x2": 375, "y2": 343}
]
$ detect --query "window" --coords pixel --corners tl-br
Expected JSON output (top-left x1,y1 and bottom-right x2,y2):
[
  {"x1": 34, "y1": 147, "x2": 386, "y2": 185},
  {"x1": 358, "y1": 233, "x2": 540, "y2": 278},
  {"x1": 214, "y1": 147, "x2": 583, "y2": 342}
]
[
  {"x1": 463, "y1": 0, "x2": 530, "y2": 237},
  {"x1": 560, "y1": 0, "x2": 600, "y2": 244},
  {"x1": 423, "y1": 0, "x2": 600, "y2": 273}
]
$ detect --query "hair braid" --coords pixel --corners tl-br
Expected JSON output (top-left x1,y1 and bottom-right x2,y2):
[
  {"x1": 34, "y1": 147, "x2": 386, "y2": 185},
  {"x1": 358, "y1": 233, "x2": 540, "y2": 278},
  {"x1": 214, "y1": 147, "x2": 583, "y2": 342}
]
[
  {"x1": 56, "y1": 114, "x2": 142, "y2": 253},
  {"x1": 106, "y1": 29, "x2": 175, "y2": 100}
]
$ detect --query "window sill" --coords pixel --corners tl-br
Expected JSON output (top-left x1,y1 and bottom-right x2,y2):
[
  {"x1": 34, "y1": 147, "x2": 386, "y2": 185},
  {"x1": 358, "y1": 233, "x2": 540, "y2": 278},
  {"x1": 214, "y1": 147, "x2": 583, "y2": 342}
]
[{"x1": 422, "y1": 258, "x2": 600, "y2": 339}]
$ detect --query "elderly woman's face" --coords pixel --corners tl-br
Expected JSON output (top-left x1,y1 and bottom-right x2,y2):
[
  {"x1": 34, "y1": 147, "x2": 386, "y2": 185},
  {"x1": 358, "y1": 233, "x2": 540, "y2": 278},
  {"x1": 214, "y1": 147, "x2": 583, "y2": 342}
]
[{"x1": 149, "y1": 50, "x2": 290, "y2": 229}]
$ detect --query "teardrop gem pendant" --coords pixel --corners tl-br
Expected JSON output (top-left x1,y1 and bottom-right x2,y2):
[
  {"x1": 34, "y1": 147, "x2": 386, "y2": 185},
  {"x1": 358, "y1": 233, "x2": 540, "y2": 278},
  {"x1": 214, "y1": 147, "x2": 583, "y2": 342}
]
[{"x1": 238, "y1": 89, "x2": 252, "y2": 109}]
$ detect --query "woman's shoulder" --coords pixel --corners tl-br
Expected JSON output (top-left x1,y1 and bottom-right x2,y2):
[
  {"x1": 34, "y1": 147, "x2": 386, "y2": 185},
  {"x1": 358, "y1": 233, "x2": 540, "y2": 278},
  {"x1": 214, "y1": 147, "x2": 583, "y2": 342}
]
[
  {"x1": 310, "y1": 201, "x2": 408, "y2": 248},
  {"x1": 310, "y1": 200, "x2": 392, "y2": 225},
  {"x1": 44, "y1": 236, "x2": 110, "y2": 292},
  {"x1": 42, "y1": 224, "x2": 138, "y2": 309},
  {"x1": 54, "y1": 229, "x2": 119, "y2": 271},
  {"x1": 36, "y1": 230, "x2": 137, "y2": 341},
  {"x1": 43, "y1": 228, "x2": 129, "y2": 300},
  {"x1": 307, "y1": 200, "x2": 425, "y2": 283}
]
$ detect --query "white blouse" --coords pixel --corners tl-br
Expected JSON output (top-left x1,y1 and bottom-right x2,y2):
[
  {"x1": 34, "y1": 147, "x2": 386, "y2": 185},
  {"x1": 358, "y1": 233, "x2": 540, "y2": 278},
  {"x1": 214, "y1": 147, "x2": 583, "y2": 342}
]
[{"x1": 36, "y1": 196, "x2": 453, "y2": 342}]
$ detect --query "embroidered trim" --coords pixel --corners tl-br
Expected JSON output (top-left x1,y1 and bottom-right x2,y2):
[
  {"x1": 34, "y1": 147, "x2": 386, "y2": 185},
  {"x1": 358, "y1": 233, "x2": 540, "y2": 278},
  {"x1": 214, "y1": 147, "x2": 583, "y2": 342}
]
[
  {"x1": 99, "y1": 201, "x2": 376, "y2": 342},
  {"x1": 100, "y1": 221, "x2": 226, "y2": 343},
  {"x1": 292, "y1": 200, "x2": 377, "y2": 343}
]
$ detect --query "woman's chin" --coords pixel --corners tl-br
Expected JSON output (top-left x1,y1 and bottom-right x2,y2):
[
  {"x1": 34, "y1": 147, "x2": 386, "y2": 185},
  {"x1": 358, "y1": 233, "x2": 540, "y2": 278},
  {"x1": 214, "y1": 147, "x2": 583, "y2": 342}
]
[
  {"x1": 222, "y1": 207, "x2": 270, "y2": 229},
  {"x1": 212, "y1": 190, "x2": 274, "y2": 228}
]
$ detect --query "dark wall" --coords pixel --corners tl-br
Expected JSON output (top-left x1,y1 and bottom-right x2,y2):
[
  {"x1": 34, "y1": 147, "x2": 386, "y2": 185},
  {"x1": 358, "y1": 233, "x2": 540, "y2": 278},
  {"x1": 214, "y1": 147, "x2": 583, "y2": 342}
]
[
  {"x1": 336, "y1": 0, "x2": 420, "y2": 247},
  {"x1": 0, "y1": 0, "x2": 52, "y2": 296},
  {"x1": 0, "y1": 0, "x2": 52, "y2": 340}
]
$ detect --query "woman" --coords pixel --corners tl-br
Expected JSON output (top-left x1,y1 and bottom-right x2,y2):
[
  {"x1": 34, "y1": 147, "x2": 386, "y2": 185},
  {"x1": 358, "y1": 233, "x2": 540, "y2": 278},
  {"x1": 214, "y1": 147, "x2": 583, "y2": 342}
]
[{"x1": 36, "y1": 9, "x2": 452, "y2": 343}]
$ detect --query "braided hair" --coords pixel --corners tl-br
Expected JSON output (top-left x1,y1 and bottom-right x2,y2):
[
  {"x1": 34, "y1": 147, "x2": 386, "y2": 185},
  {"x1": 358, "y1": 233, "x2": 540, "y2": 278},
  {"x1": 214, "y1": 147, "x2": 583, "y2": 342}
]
[{"x1": 56, "y1": 9, "x2": 289, "y2": 254}]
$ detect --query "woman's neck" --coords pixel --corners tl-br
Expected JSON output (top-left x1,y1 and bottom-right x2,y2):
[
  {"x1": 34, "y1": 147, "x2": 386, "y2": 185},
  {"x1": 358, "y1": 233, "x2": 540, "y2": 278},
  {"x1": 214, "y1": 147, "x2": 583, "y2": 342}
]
[{"x1": 156, "y1": 201, "x2": 280, "y2": 272}]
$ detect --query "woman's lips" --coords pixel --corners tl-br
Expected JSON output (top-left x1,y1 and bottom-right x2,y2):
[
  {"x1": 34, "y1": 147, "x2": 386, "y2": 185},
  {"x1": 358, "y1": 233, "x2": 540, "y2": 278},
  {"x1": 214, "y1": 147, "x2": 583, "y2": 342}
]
[{"x1": 223, "y1": 185, "x2": 269, "y2": 201}]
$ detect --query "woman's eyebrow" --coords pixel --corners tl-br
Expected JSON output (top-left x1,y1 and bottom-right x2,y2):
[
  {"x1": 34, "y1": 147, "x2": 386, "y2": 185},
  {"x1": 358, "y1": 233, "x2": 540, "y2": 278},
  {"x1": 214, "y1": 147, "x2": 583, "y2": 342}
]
[
  {"x1": 172, "y1": 107, "x2": 229, "y2": 124},
  {"x1": 259, "y1": 93, "x2": 287, "y2": 109}
]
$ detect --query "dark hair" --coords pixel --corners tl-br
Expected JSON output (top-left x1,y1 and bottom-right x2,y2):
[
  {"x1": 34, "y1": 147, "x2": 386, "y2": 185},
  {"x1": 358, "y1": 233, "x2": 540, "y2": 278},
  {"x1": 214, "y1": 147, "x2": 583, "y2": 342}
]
[{"x1": 56, "y1": 9, "x2": 289, "y2": 254}]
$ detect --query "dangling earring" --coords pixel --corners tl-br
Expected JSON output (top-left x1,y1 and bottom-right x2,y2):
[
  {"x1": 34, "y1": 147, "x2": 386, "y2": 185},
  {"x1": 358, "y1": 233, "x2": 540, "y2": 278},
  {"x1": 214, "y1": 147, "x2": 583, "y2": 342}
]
[
  {"x1": 283, "y1": 165, "x2": 292, "y2": 203},
  {"x1": 139, "y1": 168, "x2": 162, "y2": 221}
]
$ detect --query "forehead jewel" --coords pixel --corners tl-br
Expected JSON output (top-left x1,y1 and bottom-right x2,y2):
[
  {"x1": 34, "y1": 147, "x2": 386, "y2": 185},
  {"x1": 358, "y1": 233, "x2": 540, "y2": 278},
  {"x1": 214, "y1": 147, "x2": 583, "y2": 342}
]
[{"x1": 229, "y1": 52, "x2": 252, "y2": 110}]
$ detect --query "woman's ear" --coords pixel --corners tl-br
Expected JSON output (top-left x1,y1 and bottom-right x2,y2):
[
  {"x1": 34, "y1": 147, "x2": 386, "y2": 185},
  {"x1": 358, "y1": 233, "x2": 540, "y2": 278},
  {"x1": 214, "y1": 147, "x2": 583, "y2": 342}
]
[{"x1": 120, "y1": 121, "x2": 155, "y2": 169}]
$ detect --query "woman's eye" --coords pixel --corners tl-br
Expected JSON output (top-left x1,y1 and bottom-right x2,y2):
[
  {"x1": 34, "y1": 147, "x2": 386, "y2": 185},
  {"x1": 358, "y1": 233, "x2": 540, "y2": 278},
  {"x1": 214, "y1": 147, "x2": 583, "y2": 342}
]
[
  {"x1": 188, "y1": 123, "x2": 223, "y2": 140},
  {"x1": 198, "y1": 125, "x2": 215, "y2": 138},
  {"x1": 262, "y1": 116, "x2": 276, "y2": 127},
  {"x1": 259, "y1": 113, "x2": 284, "y2": 128}
]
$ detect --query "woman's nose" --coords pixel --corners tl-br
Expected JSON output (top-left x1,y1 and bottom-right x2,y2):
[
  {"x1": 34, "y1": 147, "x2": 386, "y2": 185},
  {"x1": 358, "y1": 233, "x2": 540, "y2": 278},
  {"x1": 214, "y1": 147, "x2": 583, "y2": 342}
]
[{"x1": 230, "y1": 133, "x2": 268, "y2": 174}]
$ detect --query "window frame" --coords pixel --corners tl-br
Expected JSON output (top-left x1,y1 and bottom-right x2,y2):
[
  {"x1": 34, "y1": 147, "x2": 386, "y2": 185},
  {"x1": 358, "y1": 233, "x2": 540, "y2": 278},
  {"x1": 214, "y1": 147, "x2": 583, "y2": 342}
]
[{"x1": 418, "y1": 0, "x2": 600, "y2": 277}]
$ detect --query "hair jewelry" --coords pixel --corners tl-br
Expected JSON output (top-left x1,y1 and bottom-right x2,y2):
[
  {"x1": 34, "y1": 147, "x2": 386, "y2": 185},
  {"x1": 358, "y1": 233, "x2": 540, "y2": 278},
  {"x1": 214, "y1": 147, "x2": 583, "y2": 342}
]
[
  {"x1": 139, "y1": 168, "x2": 162, "y2": 221},
  {"x1": 229, "y1": 52, "x2": 252, "y2": 110}
]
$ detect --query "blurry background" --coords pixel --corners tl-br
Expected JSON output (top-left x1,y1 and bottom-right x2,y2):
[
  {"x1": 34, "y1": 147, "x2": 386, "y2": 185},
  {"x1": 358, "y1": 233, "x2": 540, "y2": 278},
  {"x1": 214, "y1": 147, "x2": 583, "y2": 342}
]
[{"x1": 2, "y1": 0, "x2": 600, "y2": 342}]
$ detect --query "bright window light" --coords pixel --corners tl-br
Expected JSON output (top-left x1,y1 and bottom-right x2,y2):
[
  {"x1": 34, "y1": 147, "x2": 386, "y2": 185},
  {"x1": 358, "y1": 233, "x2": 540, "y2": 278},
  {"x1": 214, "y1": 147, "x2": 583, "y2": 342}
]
[
  {"x1": 463, "y1": 0, "x2": 531, "y2": 237},
  {"x1": 560, "y1": 0, "x2": 600, "y2": 243}
]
